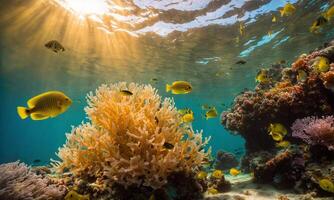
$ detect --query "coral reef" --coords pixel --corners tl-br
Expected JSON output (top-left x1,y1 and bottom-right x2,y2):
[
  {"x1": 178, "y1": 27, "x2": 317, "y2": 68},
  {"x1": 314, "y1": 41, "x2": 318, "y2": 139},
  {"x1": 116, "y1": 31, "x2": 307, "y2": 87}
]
[
  {"x1": 54, "y1": 82, "x2": 210, "y2": 199},
  {"x1": 292, "y1": 116, "x2": 334, "y2": 150},
  {"x1": 0, "y1": 161, "x2": 66, "y2": 200},
  {"x1": 214, "y1": 151, "x2": 239, "y2": 171}
]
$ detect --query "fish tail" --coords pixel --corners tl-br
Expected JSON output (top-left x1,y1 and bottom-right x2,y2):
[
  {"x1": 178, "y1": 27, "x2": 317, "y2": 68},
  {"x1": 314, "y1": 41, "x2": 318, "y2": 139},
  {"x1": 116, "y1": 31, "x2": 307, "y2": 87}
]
[
  {"x1": 166, "y1": 84, "x2": 171, "y2": 92},
  {"x1": 17, "y1": 106, "x2": 29, "y2": 119}
]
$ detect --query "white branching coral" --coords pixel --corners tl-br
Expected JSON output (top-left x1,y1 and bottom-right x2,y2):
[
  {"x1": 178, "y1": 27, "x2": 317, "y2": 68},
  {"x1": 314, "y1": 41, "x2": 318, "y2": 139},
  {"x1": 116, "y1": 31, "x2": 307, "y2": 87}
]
[{"x1": 56, "y1": 82, "x2": 210, "y2": 188}]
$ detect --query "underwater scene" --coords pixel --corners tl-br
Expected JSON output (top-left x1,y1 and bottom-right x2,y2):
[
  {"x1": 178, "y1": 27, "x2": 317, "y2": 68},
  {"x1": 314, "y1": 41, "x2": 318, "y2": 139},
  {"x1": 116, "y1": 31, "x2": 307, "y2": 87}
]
[{"x1": 1, "y1": 0, "x2": 334, "y2": 199}]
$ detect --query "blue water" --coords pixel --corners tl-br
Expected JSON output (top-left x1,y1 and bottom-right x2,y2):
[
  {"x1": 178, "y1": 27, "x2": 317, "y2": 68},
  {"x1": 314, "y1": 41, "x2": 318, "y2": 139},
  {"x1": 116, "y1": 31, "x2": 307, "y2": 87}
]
[{"x1": 1, "y1": 0, "x2": 334, "y2": 165}]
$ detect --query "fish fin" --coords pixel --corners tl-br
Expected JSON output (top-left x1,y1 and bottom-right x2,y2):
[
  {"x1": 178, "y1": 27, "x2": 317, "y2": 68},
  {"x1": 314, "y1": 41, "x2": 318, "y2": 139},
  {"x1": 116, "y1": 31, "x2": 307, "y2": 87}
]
[
  {"x1": 31, "y1": 113, "x2": 49, "y2": 120},
  {"x1": 166, "y1": 84, "x2": 171, "y2": 92},
  {"x1": 17, "y1": 107, "x2": 29, "y2": 119}
]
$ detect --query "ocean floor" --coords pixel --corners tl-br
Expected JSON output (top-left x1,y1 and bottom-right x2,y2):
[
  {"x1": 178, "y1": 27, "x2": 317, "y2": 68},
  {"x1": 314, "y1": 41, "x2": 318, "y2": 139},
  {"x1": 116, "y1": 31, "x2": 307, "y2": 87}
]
[{"x1": 204, "y1": 174, "x2": 333, "y2": 200}]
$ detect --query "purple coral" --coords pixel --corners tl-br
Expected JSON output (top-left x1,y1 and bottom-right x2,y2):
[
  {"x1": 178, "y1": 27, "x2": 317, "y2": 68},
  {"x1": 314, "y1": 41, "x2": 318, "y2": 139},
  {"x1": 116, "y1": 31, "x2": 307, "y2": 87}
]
[{"x1": 291, "y1": 116, "x2": 334, "y2": 150}]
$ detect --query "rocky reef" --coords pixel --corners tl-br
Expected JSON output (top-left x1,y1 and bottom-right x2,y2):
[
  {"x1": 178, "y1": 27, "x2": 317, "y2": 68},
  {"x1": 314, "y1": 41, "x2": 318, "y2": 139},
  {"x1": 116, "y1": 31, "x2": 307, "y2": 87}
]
[{"x1": 222, "y1": 41, "x2": 334, "y2": 197}]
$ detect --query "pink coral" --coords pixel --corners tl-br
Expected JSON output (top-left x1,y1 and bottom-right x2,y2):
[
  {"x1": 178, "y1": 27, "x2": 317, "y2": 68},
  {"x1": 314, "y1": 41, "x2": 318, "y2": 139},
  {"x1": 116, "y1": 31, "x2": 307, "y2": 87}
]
[{"x1": 291, "y1": 116, "x2": 334, "y2": 150}]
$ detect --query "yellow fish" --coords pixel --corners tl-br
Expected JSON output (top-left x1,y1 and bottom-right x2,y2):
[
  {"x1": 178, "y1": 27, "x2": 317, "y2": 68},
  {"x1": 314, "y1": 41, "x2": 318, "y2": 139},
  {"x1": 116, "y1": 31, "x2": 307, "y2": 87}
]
[
  {"x1": 207, "y1": 187, "x2": 219, "y2": 195},
  {"x1": 319, "y1": 178, "x2": 334, "y2": 193},
  {"x1": 212, "y1": 170, "x2": 223, "y2": 179},
  {"x1": 297, "y1": 70, "x2": 307, "y2": 82},
  {"x1": 196, "y1": 171, "x2": 207, "y2": 180},
  {"x1": 205, "y1": 107, "x2": 218, "y2": 120},
  {"x1": 182, "y1": 112, "x2": 194, "y2": 123},
  {"x1": 280, "y1": 3, "x2": 296, "y2": 17},
  {"x1": 310, "y1": 15, "x2": 328, "y2": 33},
  {"x1": 65, "y1": 190, "x2": 90, "y2": 200},
  {"x1": 272, "y1": 16, "x2": 277, "y2": 22},
  {"x1": 120, "y1": 90, "x2": 133, "y2": 96},
  {"x1": 239, "y1": 22, "x2": 245, "y2": 36},
  {"x1": 313, "y1": 56, "x2": 330, "y2": 72},
  {"x1": 268, "y1": 123, "x2": 288, "y2": 136},
  {"x1": 324, "y1": 5, "x2": 334, "y2": 20},
  {"x1": 275, "y1": 140, "x2": 290, "y2": 148},
  {"x1": 229, "y1": 168, "x2": 240, "y2": 176},
  {"x1": 255, "y1": 69, "x2": 269, "y2": 83},
  {"x1": 166, "y1": 81, "x2": 192, "y2": 94},
  {"x1": 17, "y1": 91, "x2": 72, "y2": 120},
  {"x1": 270, "y1": 132, "x2": 284, "y2": 142}
]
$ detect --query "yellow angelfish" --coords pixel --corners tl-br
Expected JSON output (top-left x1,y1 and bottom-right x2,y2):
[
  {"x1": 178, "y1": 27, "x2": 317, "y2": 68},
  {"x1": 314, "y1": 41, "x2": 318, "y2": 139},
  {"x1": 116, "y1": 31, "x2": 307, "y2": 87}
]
[
  {"x1": 280, "y1": 3, "x2": 296, "y2": 17},
  {"x1": 212, "y1": 170, "x2": 223, "y2": 179},
  {"x1": 205, "y1": 107, "x2": 218, "y2": 120},
  {"x1": 196, "y1": 171, "x2": 207, "y2": 180},
  {"x1": 313, "y1": 56, "x2": 330, "y2": 72},
  {"x1": 182, "y1": 112, "x2": 194, "y2": 123},
  {"x1": 65, "y1": 190, "x2": 90, "y2": 200},
  {"x1": 319, "y1": 178, "x2": 334, "y2": 193},
  {"x1": 297, "y1": 70, "x2": 307, "y2": 82},
  {"x1": 17, "y1": 91, "x2": 72, "y2": 120},
  {"x1": 255, "y1": 69, "x2": 269, "y2": 83},
  {"x1": 166, "y1": 81, "x2": 192, "y2": 94},
  {"x1": 229, "y1": 168, "x2": 241, "y2": 176},
  {"x1": 207, "y1": 187, "x2": 219, "y2": 195},
  {"x1": 275, "y1": 140, "x2": 290, "y2": 148},
  {"x1": 268, "y1": 123, "x2": 288, "y2": 142},
  {"x1": 324, "y1": 5, "x2": 334, "y2": 20}
]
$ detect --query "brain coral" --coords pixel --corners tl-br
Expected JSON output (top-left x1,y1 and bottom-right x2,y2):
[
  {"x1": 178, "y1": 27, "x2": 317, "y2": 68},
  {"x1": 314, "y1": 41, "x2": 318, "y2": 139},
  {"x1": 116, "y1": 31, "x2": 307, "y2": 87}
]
[{"x1": 55, "y1": 82, "x2": 209, "y2": 189}]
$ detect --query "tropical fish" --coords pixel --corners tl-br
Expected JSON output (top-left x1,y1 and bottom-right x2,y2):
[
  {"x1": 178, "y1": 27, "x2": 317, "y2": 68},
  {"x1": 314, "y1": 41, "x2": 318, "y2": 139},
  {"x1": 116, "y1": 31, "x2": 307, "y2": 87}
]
[
  {"x1": 33, "y1": 159, "x2": 41, "y2": 163},
  {"x1": 120, "y1": 90, "x2": 133, "y2": 96},
  {"x1": 65, "y1": 190, "x2": 90, "y2": 200},
  {"x1": 205, "y1": 107, "x2": 218, "y2": 120},
  {"x1": 313, "y1": 56, "x2": 330, "y2": 72},
  {"x1": 163, "y1": 142, "x2": 174, "y2": 149},
  {"x1": 280, "y1": 3, "x2": 296, "y2": 17},
  {"x1": 201, "y1": 104, "x2": 213, "y2": 110},
  {"x1": 270, "y1": 132, "x2": 284, "y2": 142},
  {"x1": 255, "y1": 69, "x2": 269, "y2": 83},
  {"x1": 182, "y1": 112, "x2": 194, "y2": 123},
  {"x1": 268, "y1": 123, "x2": 287, "y2": 141},
  {"x1": 310, "y1": 15, "x2": 328, "y2": 33},
  {"x1": 275, "y1": 140, "x2": 290, "y2": 148},
  {"x1": 236, "y1": 60, "x2": 246, "y2": 64},
  {"x1": 229, "y1": 168, "x2": 240, "y2": 176},
  {"x1": 272, "y1": 16, "x2": 277, "y2": 22},
  {"x1": 166, "y1": 81, "x2": 192, "y2": 94},
  {"x1": 17, "y1": 91, "x2": 72, "y2": 120},
  {"x1": 324, "y1": 5, "x2": 334, "y2": 20},
  {"x1": 196, "y1": 171, "x2": 207, "y2": 180},
  {"x1": 297, "y1": 70, "x2": 307, "y2": 82},
  {"x1": 207, "y1": 187, "x2": 219, "y2": 195},
  {"x1": 239, "y1": 22, "x2": 245, "y2": 36},
  {"x1": 45, "y1": 40, "x2": 65, "y2": 53},
  {"x1": 212, "y1": 170, "x2": 223, "y2": 179},
  {"x1": 319, "y1": 178, "x2": 334, "y2": 193}
]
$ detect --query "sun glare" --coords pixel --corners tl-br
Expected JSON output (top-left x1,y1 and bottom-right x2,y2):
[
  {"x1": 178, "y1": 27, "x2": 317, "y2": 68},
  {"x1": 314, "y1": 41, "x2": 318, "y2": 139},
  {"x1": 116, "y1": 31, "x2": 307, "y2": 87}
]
[{"x1": 58, "y1": 0, "x2": 109, "y2": 16}]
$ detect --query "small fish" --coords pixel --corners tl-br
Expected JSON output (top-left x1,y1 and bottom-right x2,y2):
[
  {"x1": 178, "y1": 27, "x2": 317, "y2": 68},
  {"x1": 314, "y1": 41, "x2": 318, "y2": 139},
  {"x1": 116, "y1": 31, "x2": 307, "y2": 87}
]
[
  {"x1": 319, "y1": 178, "x2": 334, "y2": 193},
  {"x1": 45, "y1": 40, "x2": 65, "y2": 53},
  {"x1": 65, "y1": 190, "x2": 90, "y2": 200},
  {"x1": 255, "y1": 69, "x2": 269, "y2": 83},
  {"x1": 163, "y1": 142, "x2": 174, "y2": 149},
  {"x1": 17, "y1": 91, "x2": 72, "y2": 120},
  {"x1": 280, "y1": 3, "x2": 296, "y2": 17},
  {"x1": 310, "y1": 15, "x2": 328, "y2": 33},
  {"x1": 270, "y1": 132, "x2": 284, "y2": 142},
  {"x1": 272, "y1": 16, "x2": 277, "y2": 22},
  {"x1": 297, "y1": 70, "x2": 307, "y2": 82},
  {"x1": 120, "y1": 90, "x2": 133, "y2": 96},
  {"x1": 166, "y1": 81, "x2": 192, "y2": 94},
  {"x1": 212, "y1": 170, "x2": 223, "y2": 179},
  {"x1": 239, "y1": 22, "x2": 245, "y2": 36},
  {"x1": 205, "y1": 107, "x2": 218, "y2": 120},
  {"x1": 275, "y1": 140, "x2": 290, "y2": 148},
  {"x1": 324, "y1": 5, "x2": 334, "y2": 20},
  {"x1": 229, "y1": 168, "x2": 241, "y2": 176},
  {"x1": 268, "y1": 123, "x2": 287, "y2": 141},
  {"x1": 201, "y1": 104, "x2": 212, "y2": 110},
  {"x1": 33, "y1": 159, "x2": 41, "y2": 163},
  {"x1": 235, "y1": 60, "x2": 246, "y2": 64},
  {"x1": 182, "y1": 112, "x2": 194, "y2": 123},
  {"x1": 313, "y1": 56, "x2": 330, "y2": 72},
  {"x1": 207, "y1": 187, "x2": 219, "y2": 195},
  {"x1": 196, "y1": 171, "x2": 207, "y2": 180}
]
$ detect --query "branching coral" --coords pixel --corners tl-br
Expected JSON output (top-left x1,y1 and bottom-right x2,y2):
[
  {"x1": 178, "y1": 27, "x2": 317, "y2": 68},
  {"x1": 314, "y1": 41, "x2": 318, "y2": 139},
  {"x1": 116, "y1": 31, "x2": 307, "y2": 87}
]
[
  {"x1": 291, "y1": 116, "x2": 334, "y2": 151},
  {"x1": 0, "y1": 161, "x2": 65, "y2": 200},
  {"x1": 55, "y1": 82, "x2": 210, "y2": 189}
]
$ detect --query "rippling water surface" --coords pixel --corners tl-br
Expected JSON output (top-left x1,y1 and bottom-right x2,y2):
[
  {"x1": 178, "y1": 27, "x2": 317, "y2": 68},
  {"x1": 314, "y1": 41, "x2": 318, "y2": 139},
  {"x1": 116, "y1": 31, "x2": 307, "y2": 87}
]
[{"x1": 0, "y1": 0, "x2": 333, "y2": 164}]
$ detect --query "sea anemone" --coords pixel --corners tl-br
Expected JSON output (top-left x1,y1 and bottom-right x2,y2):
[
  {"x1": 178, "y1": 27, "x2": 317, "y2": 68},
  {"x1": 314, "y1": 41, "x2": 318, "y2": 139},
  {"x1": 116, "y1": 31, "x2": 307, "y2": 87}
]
[
  {"x1": 291, "y1": 116, "x2": 334, "y2": 150},
  {"x1": 54, "y1": 82, "x2": 210, "y2": 189}
]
